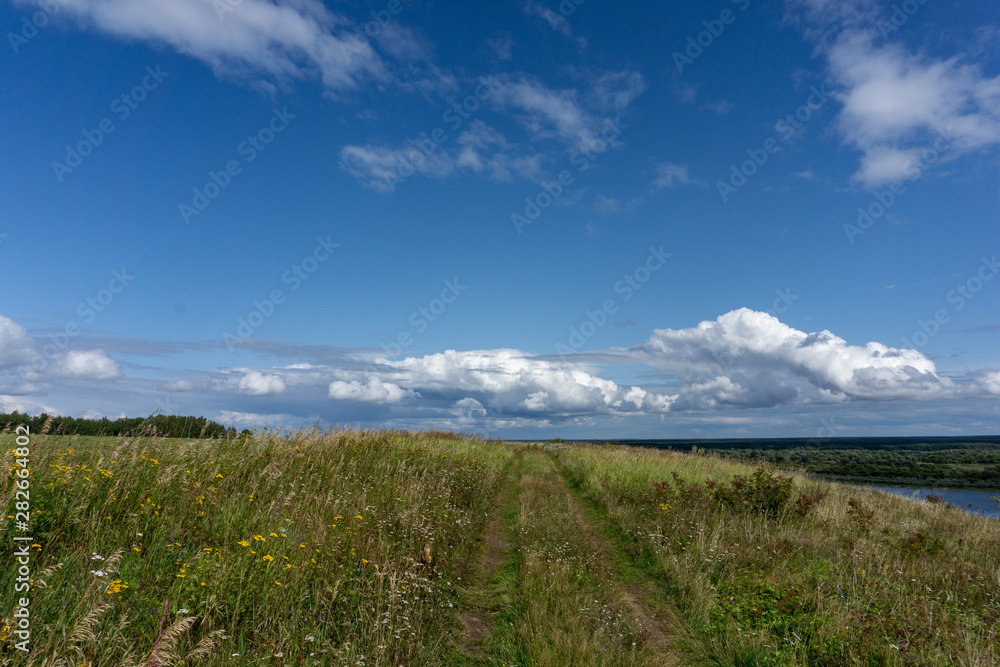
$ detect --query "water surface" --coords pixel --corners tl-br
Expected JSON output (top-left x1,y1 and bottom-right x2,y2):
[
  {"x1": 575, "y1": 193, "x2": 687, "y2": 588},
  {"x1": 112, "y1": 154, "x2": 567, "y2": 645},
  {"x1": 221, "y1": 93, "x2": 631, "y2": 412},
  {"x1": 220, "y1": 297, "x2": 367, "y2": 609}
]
[{"x1": 858, "y1": 485, "x2": 1000, "y2": 519}]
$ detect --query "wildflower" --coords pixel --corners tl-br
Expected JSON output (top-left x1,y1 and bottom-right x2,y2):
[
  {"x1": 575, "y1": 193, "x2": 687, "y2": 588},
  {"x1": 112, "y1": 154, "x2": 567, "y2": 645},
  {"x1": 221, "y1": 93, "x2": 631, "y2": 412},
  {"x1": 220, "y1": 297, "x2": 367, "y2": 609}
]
[
  {"x1": 355, "y1": 515, "x2": 363, "y2": 520},
  {"x1": 239, "y1": 540, "x2": 250, "y2": 547},
  {"x1": 91, "y1": 553, "x2": 105, "y2": 561},
  {"x1": 274, "y1": 581, "x2": 282, "y2": 586},
  {"x1": 105, "y1": 580, "x2": 129, "y2": 595},
  {"x1": 263, "y1": 555, "x2": 275, "y2": 562},
  {"x1": 90, "y1": 570, "x2": 107, "y2": 577},
  {"x1": 253, "y1": 535, "x2": 265, "y2": 542}
]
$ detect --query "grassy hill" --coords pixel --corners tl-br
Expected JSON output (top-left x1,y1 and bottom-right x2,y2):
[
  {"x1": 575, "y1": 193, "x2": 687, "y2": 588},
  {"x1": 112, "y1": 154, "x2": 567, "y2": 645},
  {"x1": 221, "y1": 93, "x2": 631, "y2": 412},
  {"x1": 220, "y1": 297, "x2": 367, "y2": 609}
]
[{"x1": 2, "y1": 428, "x2": 998, "y2": 665}]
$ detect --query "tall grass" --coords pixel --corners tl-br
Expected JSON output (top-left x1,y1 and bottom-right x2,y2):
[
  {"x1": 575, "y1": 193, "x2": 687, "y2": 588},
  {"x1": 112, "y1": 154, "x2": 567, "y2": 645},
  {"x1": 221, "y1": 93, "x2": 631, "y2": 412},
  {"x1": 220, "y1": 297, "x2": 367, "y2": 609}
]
[
  {"x1": 557, "y1": 444, "x2": 1000, "y2": 666},
  {"x1": 0, "y1": 427, "x2": 513, "y2": 665}
]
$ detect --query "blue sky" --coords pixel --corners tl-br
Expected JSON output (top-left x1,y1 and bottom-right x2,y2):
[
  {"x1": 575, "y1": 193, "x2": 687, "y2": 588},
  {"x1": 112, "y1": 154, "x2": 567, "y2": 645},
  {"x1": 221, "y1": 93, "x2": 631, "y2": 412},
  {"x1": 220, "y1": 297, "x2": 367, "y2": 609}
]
[{"x1": 1, "y1": 0, "x2": 999, "y2": 438}]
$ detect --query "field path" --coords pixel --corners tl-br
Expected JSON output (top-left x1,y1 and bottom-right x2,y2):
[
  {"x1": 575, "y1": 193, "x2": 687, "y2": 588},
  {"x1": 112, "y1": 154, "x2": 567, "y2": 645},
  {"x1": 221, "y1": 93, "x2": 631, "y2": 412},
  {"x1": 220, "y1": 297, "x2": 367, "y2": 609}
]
[
  {"x1": 542, "y1": 453, "x2": 675, "y2": 652},
  {"x1": 454, "y1": 469, "x2": 515, "y2": 655}
]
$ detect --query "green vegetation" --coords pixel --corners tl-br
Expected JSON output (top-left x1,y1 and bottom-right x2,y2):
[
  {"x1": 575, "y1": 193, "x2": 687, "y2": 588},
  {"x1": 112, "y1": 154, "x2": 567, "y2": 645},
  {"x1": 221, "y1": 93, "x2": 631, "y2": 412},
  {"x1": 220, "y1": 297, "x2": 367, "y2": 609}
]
[
  {"x1": 703, "y1": 440, "x2": 1000, "y2": 489},
  {"x1": 2, "y1": 430, "x2": 998, "y2": 665},
  {"x1": 593, "y1": 437, "x2": 1000, "y2": 490},
  {"x1": 0, "y1": 411, "x2": 234, "y2": 439}
]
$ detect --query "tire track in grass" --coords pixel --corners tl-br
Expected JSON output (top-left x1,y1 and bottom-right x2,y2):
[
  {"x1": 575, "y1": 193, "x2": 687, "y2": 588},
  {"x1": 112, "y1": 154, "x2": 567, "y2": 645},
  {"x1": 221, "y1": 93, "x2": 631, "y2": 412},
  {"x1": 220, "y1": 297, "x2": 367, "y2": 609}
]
[
  {"x1": 542, "y1": 453, "x2": 676, "y2": 654},
  {"x1": 490, "y1": 448, "x2": 683, "y2": 666},
  {"x1": 453, "y1": 455, "x2": 517, "y2": 658}
]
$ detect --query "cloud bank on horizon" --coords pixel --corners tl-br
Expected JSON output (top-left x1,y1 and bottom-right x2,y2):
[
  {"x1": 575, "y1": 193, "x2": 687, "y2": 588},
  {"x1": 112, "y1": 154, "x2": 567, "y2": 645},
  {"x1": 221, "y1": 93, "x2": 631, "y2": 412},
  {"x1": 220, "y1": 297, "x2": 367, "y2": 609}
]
[{"x1": 2, "y1": 309, "x2": 997, "y2": 433}]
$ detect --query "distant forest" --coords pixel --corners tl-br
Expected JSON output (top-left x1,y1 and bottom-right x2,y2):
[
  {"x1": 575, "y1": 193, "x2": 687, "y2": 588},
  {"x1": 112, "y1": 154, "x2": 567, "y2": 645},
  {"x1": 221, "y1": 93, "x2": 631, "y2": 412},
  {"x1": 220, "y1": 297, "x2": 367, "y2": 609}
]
[
  {"x1": 0, "y1": 411, "x2": 240, "y2": 438},
  {"x1": 606, "y1": 437, "x2": 1000, "y2": 490}
]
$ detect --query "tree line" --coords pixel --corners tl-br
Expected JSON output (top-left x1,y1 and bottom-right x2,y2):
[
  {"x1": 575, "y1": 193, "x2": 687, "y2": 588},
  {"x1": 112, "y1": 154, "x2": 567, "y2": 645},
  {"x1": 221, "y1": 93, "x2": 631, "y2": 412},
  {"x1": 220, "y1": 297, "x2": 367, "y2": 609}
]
[{"x1": 0, "y1": 411, "x2": 241, "y2": 438}]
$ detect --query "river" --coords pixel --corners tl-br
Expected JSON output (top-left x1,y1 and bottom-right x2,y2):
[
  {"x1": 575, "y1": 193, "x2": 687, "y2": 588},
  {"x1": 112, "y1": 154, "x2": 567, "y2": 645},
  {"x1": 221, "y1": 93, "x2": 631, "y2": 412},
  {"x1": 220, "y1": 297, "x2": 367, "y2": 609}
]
[{"x1": 857, "y1": 485, "x2": 1000, "y2": 519}]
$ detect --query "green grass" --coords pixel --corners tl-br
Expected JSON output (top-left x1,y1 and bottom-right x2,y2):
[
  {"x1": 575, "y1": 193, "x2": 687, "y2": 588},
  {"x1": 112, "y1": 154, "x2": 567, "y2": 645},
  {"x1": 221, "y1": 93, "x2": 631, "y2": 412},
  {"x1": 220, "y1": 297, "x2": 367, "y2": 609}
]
[
  {"x1": 2, "y1": 431, "x2": 998, "y2": 666},
  {"x1": 1, "y1": 427, "x2": 512, "y2": 665},
  {"x1": 556, "y1": 443, "x2": 1000, "y2": 666}
]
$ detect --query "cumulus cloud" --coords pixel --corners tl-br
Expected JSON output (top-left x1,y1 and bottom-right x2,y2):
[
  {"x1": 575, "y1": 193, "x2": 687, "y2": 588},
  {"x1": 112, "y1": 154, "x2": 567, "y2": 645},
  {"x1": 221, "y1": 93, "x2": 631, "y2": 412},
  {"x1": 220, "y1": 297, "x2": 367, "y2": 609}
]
[
  {"x1": 0, "y1": 314, "x2": 121, "y2": 382},
  {"x1": 374, "y1": 348, "x2": 661, "y2": 416},
  {"x1": 238, "y1": 371, "x2": 286, "y2": 396},
  {"x1": 630, "y1": 308, "x2": 954, "y2": 408},
  {"x1": 329, "y1": 376, "x2": 418, "y2": 403},
  {"x1": 0, "y1": 316, "x2": 37, "y2": 370},
  {"x1": 48, "y1": 350, "x2": 121, "y2": 380},
  {"x1": 789, "y1": 0, "x2": 1000, "y2": 186}
]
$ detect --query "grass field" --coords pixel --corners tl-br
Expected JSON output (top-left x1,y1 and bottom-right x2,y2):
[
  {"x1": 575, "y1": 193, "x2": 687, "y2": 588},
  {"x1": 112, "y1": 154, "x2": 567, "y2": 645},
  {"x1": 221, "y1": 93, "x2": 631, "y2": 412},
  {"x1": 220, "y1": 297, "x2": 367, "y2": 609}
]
[{"x1": 2, "y1": 427, "x2": 999, "y2": 665}]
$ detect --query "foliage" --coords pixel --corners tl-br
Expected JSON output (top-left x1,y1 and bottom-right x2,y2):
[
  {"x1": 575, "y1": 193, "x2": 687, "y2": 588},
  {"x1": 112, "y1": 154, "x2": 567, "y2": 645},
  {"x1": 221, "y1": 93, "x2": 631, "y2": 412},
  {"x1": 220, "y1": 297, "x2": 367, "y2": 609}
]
[{"x1": 0, "y1": 411, "x2": 234, "y2": 438}]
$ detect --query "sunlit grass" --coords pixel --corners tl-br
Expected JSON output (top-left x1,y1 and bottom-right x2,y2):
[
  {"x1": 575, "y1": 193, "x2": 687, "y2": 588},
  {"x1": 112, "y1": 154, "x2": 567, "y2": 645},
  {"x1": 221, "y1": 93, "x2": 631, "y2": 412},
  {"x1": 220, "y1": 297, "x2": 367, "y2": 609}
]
[
  {"x1": 557, "y1": 443, "x2": 1000, "y2": 666},
  {"x1": 0, "y1": 426, "x2": 512, "y2": 665}
]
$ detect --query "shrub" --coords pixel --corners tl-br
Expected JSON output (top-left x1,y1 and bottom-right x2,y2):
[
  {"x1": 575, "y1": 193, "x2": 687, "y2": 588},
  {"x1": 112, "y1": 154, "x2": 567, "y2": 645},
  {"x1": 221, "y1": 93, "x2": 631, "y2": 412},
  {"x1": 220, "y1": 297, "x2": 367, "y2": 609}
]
[
  {"x1": 655, "y1": 467, "x2": 821, "y2": 520},
  {"x1": 846, "y1": 498, "x2": 875, "y2": 531},
  {"x1": 792, "y1": 491, "x2": 825, "y2": 518},
  {"x1": 900, "y1": 527, "x2": 945, "y2": 556}
]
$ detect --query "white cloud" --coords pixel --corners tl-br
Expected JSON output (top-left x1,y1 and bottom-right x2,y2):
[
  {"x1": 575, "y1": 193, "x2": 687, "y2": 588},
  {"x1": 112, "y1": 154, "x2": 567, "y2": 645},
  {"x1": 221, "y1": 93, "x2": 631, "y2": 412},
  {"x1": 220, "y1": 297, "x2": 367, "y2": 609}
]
[
  {"x1": 339, "y1": 121, "x2": 544, "y2": 192},
  {"x1": 631, "y1": 308, "x2": 954, "y2": 408},
  {"x1": 588, "y1": 71, "x2": 647, "y2": 113},
  {"x1": 0, "y1": 315, "x2": 37, "y2": 370},
  {"x1": 216, "y1": 410, "x2": 298, "y2": 429},
  {"x1": 238, "y1": 371, "x2": 286, "y2": 396},
  {"x1": 17, "y1": 0, "x2": 395, "y2": 92},
  {"x1": 522, "y1": 1, "x2": 586, "y2": 48},
  {"x1": 454, "y1": 397, "x2": 487, "y2": 414},
  {"x1": 48, "y1": 350, "x2": 121, "y2": 380},
  {"x1": 487, "y1": 34, "x2": 513, "y2": 61},
  {"x1": 702, "y1": 99, "x2": 734, "y2": 115},
  {"x1": 376, "y1": 348, "x2": 658, "y2": 415},
  {"x1": 593, "y1": 194, "x2": 643, "y2": 214},
  {"x1": 490, "y1": 77, "x2": 607, "y2": 150},
  {"x1": 340, "y1": 72, "x2": 643, "y2": 191},
  {"x1": 790, "y1": 1, "x2": 1000, "y2": 187},
  {"x1": 651, "y1": 163, "x2": 704, "y2": 190},
  {"x1": 329, "y1": 376, "x2": 418, "y2": 403}
]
